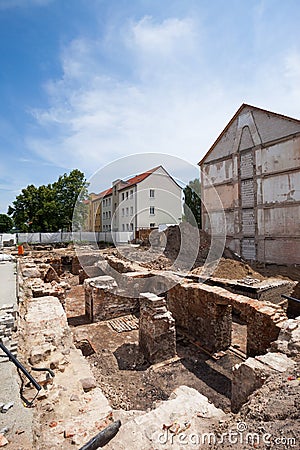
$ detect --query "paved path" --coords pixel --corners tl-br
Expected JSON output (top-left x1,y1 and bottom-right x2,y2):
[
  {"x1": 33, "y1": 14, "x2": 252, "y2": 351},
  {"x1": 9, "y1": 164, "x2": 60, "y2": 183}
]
[
  {"x1": 0, "y1": 260, "x2": 33, "y2": 449},
  {"x1": 0, "y1": 260, "x2": 16, "y2": 307}
]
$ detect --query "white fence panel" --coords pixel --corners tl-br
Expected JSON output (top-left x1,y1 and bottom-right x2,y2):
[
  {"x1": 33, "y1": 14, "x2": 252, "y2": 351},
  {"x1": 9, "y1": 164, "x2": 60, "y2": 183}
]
[
  {"x1": 98, "y1": 232, "x2": 113, "y2": 243},
  {"x1": 14, "y1": 230, "x2": 134, "y2": 244},
  {"x1": 71, "y1": 232, "x2": 81, "y2": 242},
  {"x1": 41, "y1": 233, "x2": 62, "y2": 243},
  {"x1": 0, "y1": 233, "x2": 16, "y2": 246},
  {"x1": 80, "y1": 232, "x2": 97, "y2": 242},
  {"x1": 62, "y1": 232, "x2": 73, "y2": 242},
  {"x1": 18, "y1": 233, "x2": 41, "y2": 243},
  {"x1": 114, "y1": 232, "x2": 134, "y2": 243}
]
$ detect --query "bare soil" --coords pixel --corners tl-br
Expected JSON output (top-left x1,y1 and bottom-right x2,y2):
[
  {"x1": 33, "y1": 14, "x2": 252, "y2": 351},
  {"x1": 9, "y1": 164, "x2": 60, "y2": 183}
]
[
  {"x1": 192, "y1": 258, "x2": 266, "y2": 281},
  {"x1": 213, "y1": 362, "x2": 300, "y2": 449},
  {"x1": 71, "y1": 320, "x2": 242, "y2": 413},
  {"x1": 65, "y1": 284, "x2": 246, "y2": 414}
]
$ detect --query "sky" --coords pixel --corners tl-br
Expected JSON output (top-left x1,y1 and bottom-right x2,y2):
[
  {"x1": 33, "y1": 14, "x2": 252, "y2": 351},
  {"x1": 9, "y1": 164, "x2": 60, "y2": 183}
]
[{"x1": 1, "y1": 0, "x2": 300, "y2": 213}]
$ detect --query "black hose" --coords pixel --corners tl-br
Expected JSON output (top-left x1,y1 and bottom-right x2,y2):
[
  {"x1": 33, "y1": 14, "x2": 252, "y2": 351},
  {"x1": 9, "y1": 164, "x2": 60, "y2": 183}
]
[{"x1": 79, "y1": 420, "x2": 121, "y2": 449}]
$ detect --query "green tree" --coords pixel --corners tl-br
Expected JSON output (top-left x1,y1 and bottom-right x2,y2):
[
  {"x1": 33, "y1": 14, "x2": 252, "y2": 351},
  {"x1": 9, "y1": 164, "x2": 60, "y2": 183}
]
[
  {"x1": 0, "y1": 214, "x2": 13, "y2": 233},
  {"x1": 183, "y1": 178, "x2": 202, "y2": 228},
  {"x1": 53, "y1": 169, "x2": 89, "y2": 231},
  {"x1": 8, "y1": 170, "x2": 88, "y2": 232}
]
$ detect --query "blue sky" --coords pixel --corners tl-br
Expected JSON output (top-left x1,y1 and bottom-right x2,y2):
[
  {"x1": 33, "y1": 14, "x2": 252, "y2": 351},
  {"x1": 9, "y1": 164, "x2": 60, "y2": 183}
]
[{"x1": 1, "y1": 0, "x2": 300, "y2": 213}]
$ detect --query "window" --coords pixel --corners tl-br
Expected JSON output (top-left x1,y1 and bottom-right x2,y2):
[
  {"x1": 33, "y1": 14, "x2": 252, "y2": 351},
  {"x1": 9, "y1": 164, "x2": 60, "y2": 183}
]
[
  {"x1": 126, "y1": 207, "x2": 129, "y2": 216},
  {"x1": 122, "y1": 208, "x2": 124, "y2": 217},
  {"x1": 122, "y1": 224, "x2": 125, "y2": 231},
  {"x1": 126, "y1": 191, "x2": 129, "y2": 199},
  {"x1": 150, "y1": 206, "x2": 155, "y2": 215},
  {"x1": 130, "y1": 190, "x2": 133, "y2": 198},
  {"x1": 108, "y1": 198, "x2": 111, "y2": 206},
  {"x1": 109, "y1": 211, "x2": 111, "y2": 219},
  {"x1": 103, "y1": 212, "x2": 105, "y2": 218},
  {"x1": 130, "y1": 223, "x2": 134, "y2": 231},
  {"x1": 130, "y1": 206, "x2": 133, "y2": 216},
  {"x1": 150, "y1": 223, "x2": 155, "y2": 228},
  {"x1": 122, "y1": 193, "x2": 125, "y2": 201},
  {"x1": 150, "y1": 189, "x2": 155, "y2": 198},
  {"x1": 126, "y1": 223, "x2": 129, "y2": 231}
]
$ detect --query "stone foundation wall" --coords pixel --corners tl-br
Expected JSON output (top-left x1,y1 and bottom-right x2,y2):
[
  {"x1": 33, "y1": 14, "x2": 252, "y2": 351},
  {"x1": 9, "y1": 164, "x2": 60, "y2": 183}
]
[
  {"x1": 16, "y1": 255, "x2": 113, "y2": 449},
  {"x1": 167, "y1": 281, "x2": 287, "y2": 356},
  {"x1": 167, "y1": 282, "x2": 232, "y2": 353},
  {"x1": 84, "y1": 276, "x2": 139, "y2": 322},
  {"x1": 139, "y1": 293, "x2": 176, "y2": 364}
]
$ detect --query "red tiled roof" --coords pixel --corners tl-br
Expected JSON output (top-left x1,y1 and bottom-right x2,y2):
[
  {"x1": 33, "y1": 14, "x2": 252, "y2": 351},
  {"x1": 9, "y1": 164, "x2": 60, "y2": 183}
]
[
  {"x1": 94, "y1": 166, "x2": 160, "y2": 197},
  {"x1": 118, "y1": 166, "x2": 160, "y2": 191},
  {"x1": 100, "y1": 187, "x2": 113, "y2": 198}
]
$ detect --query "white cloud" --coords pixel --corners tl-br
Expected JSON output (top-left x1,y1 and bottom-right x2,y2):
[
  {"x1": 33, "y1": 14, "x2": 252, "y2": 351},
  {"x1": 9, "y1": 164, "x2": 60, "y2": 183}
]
[
  {"x1": 28, "y1": 16, "x2": 231, "y2": 174},
  {"x1": 27, "y1": 12, "x2": 300, "y2": 186},
  {"x1": 130, "y1": 16, "x2": 196, "y2": 55}
]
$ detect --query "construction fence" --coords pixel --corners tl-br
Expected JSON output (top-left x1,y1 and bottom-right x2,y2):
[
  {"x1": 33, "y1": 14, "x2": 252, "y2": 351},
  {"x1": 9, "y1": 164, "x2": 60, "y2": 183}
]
[{"x1": 0, "y1": 231, "x2": 134, "y2": 247}]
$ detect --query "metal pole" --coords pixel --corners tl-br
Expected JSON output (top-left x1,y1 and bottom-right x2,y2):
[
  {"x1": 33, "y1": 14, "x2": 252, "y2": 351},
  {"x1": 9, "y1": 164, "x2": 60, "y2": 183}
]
[
  {"x1": 281, "y1": 294, "x2": 300, "y2": 304},
  {"x1": 0, "y1": 341, "x2": 41, "y2": 392}
]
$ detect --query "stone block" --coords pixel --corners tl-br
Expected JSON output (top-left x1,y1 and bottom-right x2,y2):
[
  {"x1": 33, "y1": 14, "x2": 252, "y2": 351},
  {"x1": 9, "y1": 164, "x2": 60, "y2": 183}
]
[
  {"x1": 29, "y1": 344, "x2": 52, "y2": 365},
  {"x1": 231, "y1": 352, "x2": 296, "y2": 412},
  {"x1": 44, "y1": 266, "x2": 60, "y2": 283},
  {"x1": 22, "y1": 267, "x2": 41, "y2": 278},
  {"x1": 139, "y1": 293, "x2": 176, "y2": 364},
  {"x1": 80, "y1": 377, "x2": 97, "y2": 392}
]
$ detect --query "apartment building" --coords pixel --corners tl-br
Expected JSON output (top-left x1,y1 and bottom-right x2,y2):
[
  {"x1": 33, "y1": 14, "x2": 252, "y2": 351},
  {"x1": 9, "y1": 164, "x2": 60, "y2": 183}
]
[{"x1": 88, "y1": 166, "x2": 182, "y2": 234}]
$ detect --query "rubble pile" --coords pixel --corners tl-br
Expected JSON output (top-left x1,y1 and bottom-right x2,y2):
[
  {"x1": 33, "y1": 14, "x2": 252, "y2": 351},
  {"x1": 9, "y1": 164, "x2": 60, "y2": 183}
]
[{"x1": 163, "y1": 222, "x2": 211, "y2": 268}]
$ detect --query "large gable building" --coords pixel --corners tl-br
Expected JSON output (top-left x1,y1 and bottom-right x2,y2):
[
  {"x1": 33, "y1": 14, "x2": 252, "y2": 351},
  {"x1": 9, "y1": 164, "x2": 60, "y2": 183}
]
[{"x1": 199, "y1": 104, "x2": 300, "y2": 265}]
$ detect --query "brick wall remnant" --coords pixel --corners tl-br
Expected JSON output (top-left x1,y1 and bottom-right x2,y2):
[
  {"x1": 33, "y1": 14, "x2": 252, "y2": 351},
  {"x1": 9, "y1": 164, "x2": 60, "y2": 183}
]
[
  {"x1": 167, "y1": 282, "x2": 232, "y2": 353},
  {"x1": 167, "y1": 281, "x2": 287, "y2": 356},
  {"x1": 84, "y1": 276, "x2": 139, "y2": 322},
  {"x1": 139, "y1": 292, "x2": 176, "y2": 364}
]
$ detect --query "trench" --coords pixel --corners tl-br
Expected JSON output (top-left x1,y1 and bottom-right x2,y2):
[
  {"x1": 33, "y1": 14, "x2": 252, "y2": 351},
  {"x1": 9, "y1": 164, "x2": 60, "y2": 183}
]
[{"x1": 63, "y1": 260, "x2": 247, "y2": 413}]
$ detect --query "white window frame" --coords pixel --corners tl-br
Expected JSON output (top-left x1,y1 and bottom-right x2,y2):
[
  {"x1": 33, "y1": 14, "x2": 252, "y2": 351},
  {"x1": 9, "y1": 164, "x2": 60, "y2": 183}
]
[
  {"x1": 150, "y1": 189, "x2": 155, "y2": 198},
  {"x1": 150, "y1": 206, "x2": 155, "y2": 215}
]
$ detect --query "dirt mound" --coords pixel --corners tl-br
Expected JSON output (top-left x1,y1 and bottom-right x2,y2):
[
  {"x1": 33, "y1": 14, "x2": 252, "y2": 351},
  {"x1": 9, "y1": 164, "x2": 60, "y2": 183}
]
[
  {"x1": 192, "y1": 258, "x2": 265, "y2": 281},
  {"x1": 163, "y1": 222, "x2": 211, "y2": 269},
  {"x1": 213, "y1": 361, "x2": 300, "y2": 449}
]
